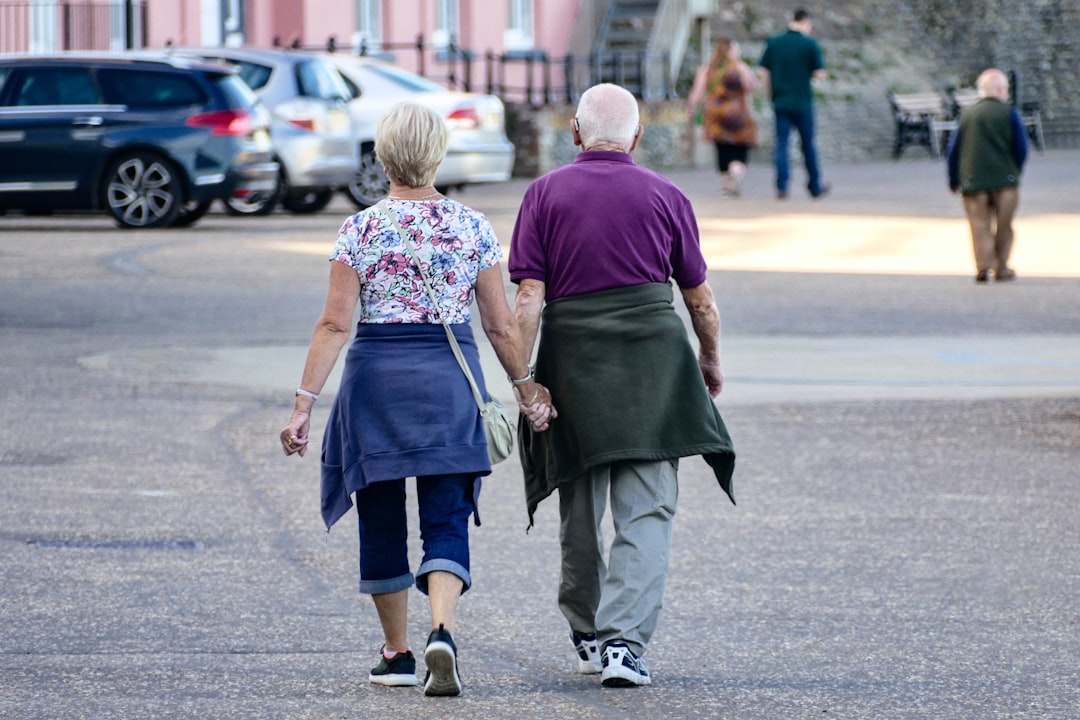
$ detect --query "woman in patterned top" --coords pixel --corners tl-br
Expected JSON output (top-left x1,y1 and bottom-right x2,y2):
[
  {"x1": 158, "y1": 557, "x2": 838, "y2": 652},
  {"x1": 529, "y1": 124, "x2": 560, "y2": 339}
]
[
  {"x1": 688, "y1": 36, "x2": 759, "y2": 197},
  {"x1": 279, "y1": 103, "x2": 554, "y2": 697}
]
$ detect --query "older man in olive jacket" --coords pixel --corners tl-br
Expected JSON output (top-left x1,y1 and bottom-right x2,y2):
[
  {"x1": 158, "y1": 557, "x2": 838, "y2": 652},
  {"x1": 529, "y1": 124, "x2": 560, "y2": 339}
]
[{"x1": 946, "y1": 68, "x2": 1029, "y2": 283}]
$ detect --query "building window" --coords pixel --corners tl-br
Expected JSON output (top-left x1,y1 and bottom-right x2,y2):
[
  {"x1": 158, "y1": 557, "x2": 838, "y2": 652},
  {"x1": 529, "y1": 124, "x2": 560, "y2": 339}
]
[
  {"x1": 433, "y1": 0, "x2": 458, "y2": 49},
  {"x1": 353, "y1": 0, "x2": 381, "y2": 52},
  {"x1": 222, "y1": 0, "x2": 244, "y2": 46},
  {"x1": 26, "y1": 0, "x2": 140, "y2": 53},
  {"x1": 505, "y1": 0, "x2": 533, "y2": 51}
]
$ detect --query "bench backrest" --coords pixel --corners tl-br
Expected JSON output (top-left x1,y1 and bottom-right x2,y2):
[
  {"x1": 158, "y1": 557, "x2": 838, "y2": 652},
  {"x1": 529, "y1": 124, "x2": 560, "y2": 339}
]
[
  {"x1": 889, "y1": 91, "x2": 947, "y2": 118},
  {"x1": 951, "y1": 88, "x2": 981, "y2": 113}
]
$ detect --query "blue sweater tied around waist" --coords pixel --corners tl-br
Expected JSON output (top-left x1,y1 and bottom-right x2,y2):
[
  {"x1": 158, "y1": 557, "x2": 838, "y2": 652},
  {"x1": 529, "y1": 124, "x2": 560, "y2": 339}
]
[{"x1": 320, "y1": 322, "x2": 491, "y2": 530}]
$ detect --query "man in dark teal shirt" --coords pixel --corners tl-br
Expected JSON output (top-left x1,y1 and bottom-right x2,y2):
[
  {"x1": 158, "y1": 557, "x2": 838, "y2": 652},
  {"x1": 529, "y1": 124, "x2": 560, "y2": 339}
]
[{"x1": 758, "y1": 7, "x2": 829, "y2": 199}]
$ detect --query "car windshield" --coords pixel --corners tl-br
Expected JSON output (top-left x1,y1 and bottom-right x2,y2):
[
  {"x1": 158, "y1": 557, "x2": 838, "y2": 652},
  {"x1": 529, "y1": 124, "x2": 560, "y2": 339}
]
[
  {"x1": 196, "y1": 57, "x2": 273, "y2": 91},
  {"x1": 214, "y1": 73, "x2": 260, "y2": 110},
  {"x1": 361, "y1": 63, "x2": 442, "y2": 93},
  {"x1": 296, "y1": 59, "x2": 350, "y2": 100}
]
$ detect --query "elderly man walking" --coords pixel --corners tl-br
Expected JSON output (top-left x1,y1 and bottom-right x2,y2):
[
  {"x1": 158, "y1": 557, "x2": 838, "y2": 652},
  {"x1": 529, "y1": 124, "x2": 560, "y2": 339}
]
[
  {"x1": 509, "y1": 83, "x2": 736, "y2": 688},
  {"x1": 946, "y1": 68, "x2": 1029, "y2": 283}
]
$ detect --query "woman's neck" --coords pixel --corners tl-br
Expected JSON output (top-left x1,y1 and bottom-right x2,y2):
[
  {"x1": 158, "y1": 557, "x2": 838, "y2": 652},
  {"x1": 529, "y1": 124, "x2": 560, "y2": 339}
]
[{"x1": 387, "y1": 183, "x2": 441, "y2": 200}]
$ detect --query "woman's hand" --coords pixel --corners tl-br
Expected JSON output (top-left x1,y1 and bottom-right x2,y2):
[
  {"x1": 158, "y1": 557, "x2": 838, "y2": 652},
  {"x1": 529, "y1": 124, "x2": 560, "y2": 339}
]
[
  {"x1": 280, "y1": 410, "x2": 311, "y2": 456},
  {"x1": 514, "y1": 382, "x2": 557, "y2": 432}
]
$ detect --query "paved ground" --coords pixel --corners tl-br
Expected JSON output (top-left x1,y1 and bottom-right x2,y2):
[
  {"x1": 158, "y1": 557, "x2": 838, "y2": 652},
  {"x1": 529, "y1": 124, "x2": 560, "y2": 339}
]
[{"x1": 1, "y1": 150, "x2": 1078, "y2": 719}]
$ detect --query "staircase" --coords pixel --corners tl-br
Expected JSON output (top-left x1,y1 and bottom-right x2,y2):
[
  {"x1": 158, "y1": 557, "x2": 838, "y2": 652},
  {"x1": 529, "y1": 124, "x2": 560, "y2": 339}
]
[
  {"x1": 586, "y1": 0, "x2": 706, "y2": 100},
  {"x1": 594, "y1": 0, "x2": 661, "y2": 96}
]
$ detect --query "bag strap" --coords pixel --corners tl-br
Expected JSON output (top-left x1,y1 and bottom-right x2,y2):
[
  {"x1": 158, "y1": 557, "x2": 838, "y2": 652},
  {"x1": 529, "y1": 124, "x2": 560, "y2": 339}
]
[{"x1": 376, "y1": 201, "x2": 487, "y2": 412}]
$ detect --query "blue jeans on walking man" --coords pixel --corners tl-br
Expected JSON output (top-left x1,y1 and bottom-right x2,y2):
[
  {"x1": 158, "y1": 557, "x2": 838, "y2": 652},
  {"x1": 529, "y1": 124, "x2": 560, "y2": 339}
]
[{"x1": 774, "y1": 109, "x2": 824, "y2": 197}]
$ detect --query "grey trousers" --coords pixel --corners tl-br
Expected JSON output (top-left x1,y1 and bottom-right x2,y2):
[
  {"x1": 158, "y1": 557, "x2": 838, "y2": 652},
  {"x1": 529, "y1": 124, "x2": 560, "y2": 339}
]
[{"x1": 557, "y1": 459, "x2": 679, "y2": 657}]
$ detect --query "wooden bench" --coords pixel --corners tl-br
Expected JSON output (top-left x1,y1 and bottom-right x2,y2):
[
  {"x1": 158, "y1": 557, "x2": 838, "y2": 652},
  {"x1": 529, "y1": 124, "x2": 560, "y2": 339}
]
[
  {"x1": 888, "y1": 91, "x2": 950, "y2": 158},
  {"x1": 936, "y1": 87, "x2": 1046, "y2": 155}
]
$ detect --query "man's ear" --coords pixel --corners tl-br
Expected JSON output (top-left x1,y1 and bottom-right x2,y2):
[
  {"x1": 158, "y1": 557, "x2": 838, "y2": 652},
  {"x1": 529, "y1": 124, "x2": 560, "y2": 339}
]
[
  {"x1": 572, "y1": 118, "x2": 582, "y2": 146},
  {"x1": 628, "y1": 124, "x2": 643, "y2": 152}
]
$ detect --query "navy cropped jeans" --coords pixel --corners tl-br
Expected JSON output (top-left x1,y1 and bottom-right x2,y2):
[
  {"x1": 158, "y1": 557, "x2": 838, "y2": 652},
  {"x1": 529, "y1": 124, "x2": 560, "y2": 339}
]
[{"x1": 354, "y1": 473, "x2": 477, "y2": 596}]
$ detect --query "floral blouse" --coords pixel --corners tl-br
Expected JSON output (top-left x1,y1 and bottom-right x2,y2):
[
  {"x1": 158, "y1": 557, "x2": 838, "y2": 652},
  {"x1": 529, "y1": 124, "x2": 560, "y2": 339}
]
[{"x1": 330, "y1": 198, "x2": 502, "y2": 324}]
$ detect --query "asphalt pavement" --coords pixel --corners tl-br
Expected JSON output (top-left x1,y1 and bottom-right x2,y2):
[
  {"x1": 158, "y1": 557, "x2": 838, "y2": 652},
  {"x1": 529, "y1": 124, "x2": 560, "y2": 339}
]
[{"x1": 1, "y1": 150, "x2": 1078, "y2": 719}]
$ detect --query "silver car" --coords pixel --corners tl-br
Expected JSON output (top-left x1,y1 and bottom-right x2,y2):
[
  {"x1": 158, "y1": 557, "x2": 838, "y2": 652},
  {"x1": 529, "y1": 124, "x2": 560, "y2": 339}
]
[
  {"x1": 175, "y1": 47, "x2": 357, "y2": 215},
  {"x1": 324, "y1": 54, "x2": 515, "y2": 209}
]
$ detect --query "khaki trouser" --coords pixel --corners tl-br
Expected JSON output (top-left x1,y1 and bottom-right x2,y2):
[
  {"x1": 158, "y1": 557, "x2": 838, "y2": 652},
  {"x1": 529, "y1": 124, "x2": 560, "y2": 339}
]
[
  {"x1": 962, "y1": 187, "x2": 1020, "y2": 274},
  {"x1": 557, "y1": 459, "x2": 678, "y2": 658}
]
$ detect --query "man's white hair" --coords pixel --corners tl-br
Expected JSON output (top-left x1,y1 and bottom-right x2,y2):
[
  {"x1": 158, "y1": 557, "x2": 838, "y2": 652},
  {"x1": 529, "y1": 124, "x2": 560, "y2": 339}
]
[
  {"x1": 976, "y1": 68, "x2": 1009, "y2": 101},
  {"x1": 575, "y1": 83, "x2": 640, "y2": 150}
]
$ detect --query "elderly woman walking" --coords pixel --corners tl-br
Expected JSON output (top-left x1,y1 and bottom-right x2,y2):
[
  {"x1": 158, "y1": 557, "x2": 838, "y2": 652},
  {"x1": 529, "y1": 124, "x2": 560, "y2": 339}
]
[{"x1": 280, "y1": 102, "x2": 554, "y2": 697}]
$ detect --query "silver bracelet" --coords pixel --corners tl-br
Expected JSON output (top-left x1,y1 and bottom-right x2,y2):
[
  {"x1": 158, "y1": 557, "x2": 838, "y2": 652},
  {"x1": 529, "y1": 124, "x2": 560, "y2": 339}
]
[
  {"x1": 509, "y1": 365, "x2": 534, "y2": 385},
  {"x1": 295, "y1": 387, "x2": 319, "y2": 401}
]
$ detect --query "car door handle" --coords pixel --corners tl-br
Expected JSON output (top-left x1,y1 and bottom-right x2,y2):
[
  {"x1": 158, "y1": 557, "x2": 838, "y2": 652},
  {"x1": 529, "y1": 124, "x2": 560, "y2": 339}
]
[{"x1": 73, "y1": 116, "x2": 104, "y2": 126}]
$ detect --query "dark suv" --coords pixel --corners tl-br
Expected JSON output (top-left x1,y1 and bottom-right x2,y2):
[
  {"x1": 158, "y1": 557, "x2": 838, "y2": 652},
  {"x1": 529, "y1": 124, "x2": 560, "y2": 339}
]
[{"x1": 0, "y1": 53, "x2": 279, "y2": 228}]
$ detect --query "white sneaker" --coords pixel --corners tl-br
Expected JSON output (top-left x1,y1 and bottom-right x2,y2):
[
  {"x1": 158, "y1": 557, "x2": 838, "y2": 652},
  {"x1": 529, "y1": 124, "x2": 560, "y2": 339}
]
[
  {"x1": 571, "y1": 631, "x2": 602, "y2": 674},
  {"x1": 601, "y1": 643, "x2": 651, "y2": 687}
]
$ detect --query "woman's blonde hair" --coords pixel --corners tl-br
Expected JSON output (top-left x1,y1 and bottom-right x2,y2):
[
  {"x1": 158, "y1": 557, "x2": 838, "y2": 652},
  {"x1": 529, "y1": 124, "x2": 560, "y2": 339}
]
[{"x1": 375, "y1": 102, "x2": 449, "y2": 188}]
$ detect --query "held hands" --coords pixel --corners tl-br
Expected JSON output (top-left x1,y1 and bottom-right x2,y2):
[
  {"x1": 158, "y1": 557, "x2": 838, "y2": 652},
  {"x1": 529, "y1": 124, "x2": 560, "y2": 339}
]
[
  {"x1": 699, "y1": 357, "x2": 725, "y2": 398},
  {"x1": 513, "y1": 382, "x2": 557, "y2": 432},
  {"x1": 279, "y1": 409, "x2": 311, "y2": 457}
]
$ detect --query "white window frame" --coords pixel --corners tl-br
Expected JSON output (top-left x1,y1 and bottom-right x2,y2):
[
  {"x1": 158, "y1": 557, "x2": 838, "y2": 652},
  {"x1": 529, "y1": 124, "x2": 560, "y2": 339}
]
[
  {"x1": 433, "y1": 0, "x2": 458, "y2": 50},
  {"x1": 352, "y1": 0, "x2": 382, "y2": 52},
  {"x1": 505, "y1": 0, "x2": 534, "y2": 52}
]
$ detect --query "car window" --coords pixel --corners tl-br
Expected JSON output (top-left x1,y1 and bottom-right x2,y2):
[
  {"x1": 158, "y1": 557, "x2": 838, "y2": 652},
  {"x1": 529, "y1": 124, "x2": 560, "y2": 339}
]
[
  {"x1": 99, "y1": 68, "x2": 208, "y2": 109},
  {"x1": 0, "y1": 67, "x2": 11, "y2": 97},
  {"x1": 295, "y1": 59, "x2": 349, "y2": 100},
  {"x1": 10, "y1": 67, "x2": 99, "y2": 106},
  {"x1": 336, "y1": 71, "x2": 361, "y2": 100},
  {"x1": 213, "y1": 73, "x2": 260, "y2": 110},
  {"x1": 230, "y1": 60, "x2": 272, "y2": 91}
]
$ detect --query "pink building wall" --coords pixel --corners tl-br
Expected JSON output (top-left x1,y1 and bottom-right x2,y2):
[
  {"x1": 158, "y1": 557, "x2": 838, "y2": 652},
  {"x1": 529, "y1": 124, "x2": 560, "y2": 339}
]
[
  {"x1": 133, "y1": 0, "x2": 587, "y2": 101},
  {"x1": 138, "y1": 0, "x2": 580, "y2": 64}
]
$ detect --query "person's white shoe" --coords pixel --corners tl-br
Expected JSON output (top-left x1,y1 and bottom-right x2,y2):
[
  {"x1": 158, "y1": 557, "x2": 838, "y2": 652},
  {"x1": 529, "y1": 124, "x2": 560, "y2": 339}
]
[
  {"x1": 601, "y1": 643, "x2": 651, "y2": 687},
  {"x1": 571, "y1": 632, "x2": 602, "y2": 674}
]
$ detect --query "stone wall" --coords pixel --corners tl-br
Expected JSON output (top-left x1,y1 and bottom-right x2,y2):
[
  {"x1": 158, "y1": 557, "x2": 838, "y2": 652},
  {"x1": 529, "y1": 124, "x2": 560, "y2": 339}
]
[{"x1": 862, "y1": 0, "x2": 1080, "y2": 145}]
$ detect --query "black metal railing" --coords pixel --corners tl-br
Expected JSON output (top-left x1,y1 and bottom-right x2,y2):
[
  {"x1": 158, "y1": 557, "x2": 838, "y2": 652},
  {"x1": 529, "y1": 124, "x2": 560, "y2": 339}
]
[{"x1": 287, "y1": 34, "x2": 677, "y2": 106}]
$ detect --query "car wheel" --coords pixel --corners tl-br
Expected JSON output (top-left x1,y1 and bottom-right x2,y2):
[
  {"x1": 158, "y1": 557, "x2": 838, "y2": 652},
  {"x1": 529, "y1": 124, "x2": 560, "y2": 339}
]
[
  {"x1": 104, "y1": 152, "x2": 182, "y2": 229},
  {"x1": 225, "y1": 171, "x2": 283, "y2": 216},
  {"x1": 347, "y1": 144, "x2": 390, "y2": 210},
  {"x1": 281, "y1": 188, "x2": 334, "y2": 214},
  {"x1": 170, "y1": 199, "x2": 213, "y2": 228}
]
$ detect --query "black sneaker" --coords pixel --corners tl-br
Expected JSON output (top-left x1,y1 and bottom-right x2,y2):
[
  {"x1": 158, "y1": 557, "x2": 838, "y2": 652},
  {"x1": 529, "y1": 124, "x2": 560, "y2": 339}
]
[
  {"x1": 601, "y1": 643, "x2": 651, "y2": 687},
  {"x1": 368, "y1": 647, "x2": 418, "y2": 686},
  {"x1": 571, "y1": 631, "x2": 602, "y2": 674},
  {"x1": 423, "y1": 624, "x2": 462, "y2": 696}
]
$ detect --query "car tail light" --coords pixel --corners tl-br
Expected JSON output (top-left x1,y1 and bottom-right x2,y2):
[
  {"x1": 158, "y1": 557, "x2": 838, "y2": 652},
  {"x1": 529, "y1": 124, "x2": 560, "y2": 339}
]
[
  {"x1": 287, "y1": 118, "x2": 317, "y2": 132},
  {"x1": 187, "y1": 109, "x2": 253, "y2": 136},
  {"x1": 446, "y1": 106, "x2": 480, "y2": 130}
]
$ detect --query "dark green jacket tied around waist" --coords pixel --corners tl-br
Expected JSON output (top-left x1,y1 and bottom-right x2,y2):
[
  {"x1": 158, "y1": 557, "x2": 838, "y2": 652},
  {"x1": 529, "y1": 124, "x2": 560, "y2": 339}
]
[{"x1": 519, "y1": 283, "x2": 736, "y2": 525}]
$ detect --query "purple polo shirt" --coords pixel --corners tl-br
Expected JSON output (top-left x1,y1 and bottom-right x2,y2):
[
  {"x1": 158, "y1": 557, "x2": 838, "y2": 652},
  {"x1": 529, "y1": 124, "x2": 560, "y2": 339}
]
[{"x1": 508, "y1": 150, "x2": 707, "y2": 300}]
